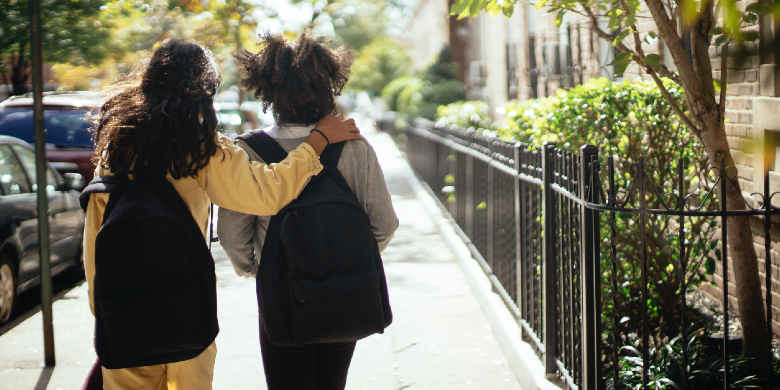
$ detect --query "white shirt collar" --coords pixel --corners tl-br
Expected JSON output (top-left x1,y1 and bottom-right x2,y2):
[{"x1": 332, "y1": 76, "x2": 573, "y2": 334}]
[{"x1": 264, "y1": 123, "x2": 314, "y2": 139}]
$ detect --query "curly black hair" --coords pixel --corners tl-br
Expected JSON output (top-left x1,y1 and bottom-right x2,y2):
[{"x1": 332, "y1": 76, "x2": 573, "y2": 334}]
[
  {"x1": 233, "y1": 32, "x2": 353, "y2": 124},
  {"x1": 92, "y1": 38, "x2": 222, "y2": 179}
]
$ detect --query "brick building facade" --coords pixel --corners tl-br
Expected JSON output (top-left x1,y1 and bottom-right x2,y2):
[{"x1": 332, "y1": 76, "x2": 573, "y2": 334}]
[{"x1": 408, "y1": 0, "x2": 780, "y2": 334}]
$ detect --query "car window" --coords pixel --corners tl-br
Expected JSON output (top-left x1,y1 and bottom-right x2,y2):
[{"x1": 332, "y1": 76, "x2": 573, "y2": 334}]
[
  {"x1": 11, "y1": 145, "x2": 58, "y2": 192},
  {"x1": 0, "y1": 145, "x2": 32, "y2": 195},
  {"x1": 0, "y1": 108, "x2": 93, "y2": 148}
]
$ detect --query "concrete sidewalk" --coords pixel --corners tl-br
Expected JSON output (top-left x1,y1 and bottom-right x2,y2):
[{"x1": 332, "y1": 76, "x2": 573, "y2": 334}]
[{"x1": 0, "y1": 131, "x2": 522, "y2": 390}]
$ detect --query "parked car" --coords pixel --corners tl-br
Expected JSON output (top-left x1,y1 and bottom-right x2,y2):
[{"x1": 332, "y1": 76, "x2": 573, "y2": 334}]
[
  {"x1": 0, "y1": 136, "x2": 86, "y2": 325},
  {"x1": 0, "y1": 92, "x2": 103, "y2": 185}
]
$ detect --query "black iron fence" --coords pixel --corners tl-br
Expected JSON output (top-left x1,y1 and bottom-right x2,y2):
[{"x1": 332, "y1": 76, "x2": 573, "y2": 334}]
[{"x1": 379, "y1": 115, "x2": 778, "y2": 390}]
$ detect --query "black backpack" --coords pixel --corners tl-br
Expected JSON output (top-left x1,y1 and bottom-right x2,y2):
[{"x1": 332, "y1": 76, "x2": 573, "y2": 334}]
[
  {"x1": 237, "y1": 130, "x2": 392, "y2": 347},
  {"x1": 79, "y1": 169, "x2": 219, "y2": 369}
]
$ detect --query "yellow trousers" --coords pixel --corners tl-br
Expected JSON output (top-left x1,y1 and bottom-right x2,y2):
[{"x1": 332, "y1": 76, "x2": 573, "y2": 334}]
[{"x1": 102, "y1": 342, "x2": 217, "y2": 390}]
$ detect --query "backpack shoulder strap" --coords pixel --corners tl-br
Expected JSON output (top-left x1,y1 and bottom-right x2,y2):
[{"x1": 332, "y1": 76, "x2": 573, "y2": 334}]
[
  {"x1": 80, "y1": 173, "x2": 133, "y2": 226},
  {"x1": 79, "y1": 175, "x2": 124, "y2": 212},
  {"x1": 236, "y1": 130, "x2": 288, "y2": 164},
  {"x1": 321, "y1": 142, "x2": 344, "y2": 168},
  {"x1": 320, "y1": 142, "x2": 358, "y2": 200}
]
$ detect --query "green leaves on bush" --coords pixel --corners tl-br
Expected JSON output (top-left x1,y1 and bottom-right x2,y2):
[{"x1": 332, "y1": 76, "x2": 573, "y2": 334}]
[
  {"x1": 381, "y1": 46, "x2": 466, "y2": 120},
  {"x1": 348, "y1": 37, "x2": 413, "y2": 97},
  {"x1": 436, "y1": 77, "x2": 723, "y2": 384},
  {"x1": 435, "y1": 101, "x2": 492, "y2": 129}
]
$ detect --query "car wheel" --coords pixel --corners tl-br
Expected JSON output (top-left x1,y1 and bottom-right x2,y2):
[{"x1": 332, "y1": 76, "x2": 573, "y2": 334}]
[{"x1": 0, "y1": 254, "x2": 17, "y2": 325}]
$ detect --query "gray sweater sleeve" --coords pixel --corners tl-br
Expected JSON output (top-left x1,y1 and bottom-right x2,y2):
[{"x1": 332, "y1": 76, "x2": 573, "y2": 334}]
[
  {"x1": 217, "y1": 206, "x2": 258, "y2": 277},
  {"x1": 217, "y1": 140, "x2": 269, "y2": 278},
  {"x1": 358, "y1": 142, "x2": 399, "y2": 252},
  {"x1": 217, "y1": 137, "x2": 398, "y2": 278}
]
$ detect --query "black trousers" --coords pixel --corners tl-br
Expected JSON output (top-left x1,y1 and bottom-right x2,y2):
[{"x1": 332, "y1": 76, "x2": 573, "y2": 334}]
[{"x1": 260, "y1": 326, "x2": 357, "y2": 390}]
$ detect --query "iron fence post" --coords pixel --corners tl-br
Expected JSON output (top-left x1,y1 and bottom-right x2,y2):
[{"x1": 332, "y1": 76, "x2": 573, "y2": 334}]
[
  {"x1": 514, "y1": 143, "x2": 523, "y2": 337},
  {"x1": 488, "y1": 145, "x2": 495, "y2": 271},
  {"x1": 720, "y1": 157, "x2": 729, "y2": 390},
  {"x1": 542, "y1": 142, "x2": 557, "y2": 375},
  {"x1": 449, "y1": 143, "x2": 458, "y2": 219},
  {"x1": 579, "y1": 145, "x2": 600, "y2": 390},
  {"x1": 466, "y1": 153, "x2": 474, "y2": 239},
  {"x1": 765, "y1": 150, "x2": 774, "y2": 390}
]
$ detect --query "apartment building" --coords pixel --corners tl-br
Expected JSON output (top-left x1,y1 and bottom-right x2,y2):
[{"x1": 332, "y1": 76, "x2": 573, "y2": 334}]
[{"x1": 408, "y1": 0, "x2": 780, "y2": 332}]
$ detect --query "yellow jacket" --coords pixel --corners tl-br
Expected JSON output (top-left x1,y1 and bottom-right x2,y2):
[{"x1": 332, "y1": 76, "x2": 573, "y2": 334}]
[{"x1": 83, "y1": 135, "x2": 323, "y2": 315}]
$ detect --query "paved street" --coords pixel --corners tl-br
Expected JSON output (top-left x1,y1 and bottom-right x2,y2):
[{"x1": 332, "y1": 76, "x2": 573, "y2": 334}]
[{"x1": 0, "y1": 131, "x2": 521, "y2": 390}]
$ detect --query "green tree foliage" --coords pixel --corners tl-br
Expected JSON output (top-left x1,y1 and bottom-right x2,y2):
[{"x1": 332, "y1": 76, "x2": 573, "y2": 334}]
[
  {"x1": 106, "y1": 0, "x2": 258, "y2": 62},
  {"x1": 326, "y1": 0, "x2": 393, "y2": 52},
  {"x1": 49, "y1": 0, "x2": 260, "y2": 91},
  {"x1": 347, "y1": 37, "x2": 412, "y2": 97},
  {"x1": 383, "y1": 46, "x2": 465, "y2": 120},
  {"x1": 0, "y1": 0, "x2": 110, "y2": 95}
]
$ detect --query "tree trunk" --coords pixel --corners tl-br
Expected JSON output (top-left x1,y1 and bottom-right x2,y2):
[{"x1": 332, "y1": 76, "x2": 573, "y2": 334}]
[
  {"x1": 640, "y1": 0, "x2": 770, "y2": 377},
  {"x1": 10, "y1": 44, "x2": 29, "y2": 96},
  {"x1": 698, "y1": 113, "x2": 769, "y2": 379}
]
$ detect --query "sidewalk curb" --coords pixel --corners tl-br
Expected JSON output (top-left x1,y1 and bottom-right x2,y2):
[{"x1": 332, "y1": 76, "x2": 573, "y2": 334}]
[{"x1": 396, "y1": 150, "x2": 560, "y2": 390}]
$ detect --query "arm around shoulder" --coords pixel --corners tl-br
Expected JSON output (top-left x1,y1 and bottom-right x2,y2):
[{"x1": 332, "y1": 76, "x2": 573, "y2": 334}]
[{"x1": 203, "y1": 136, "x2": 323, "y2": 216}]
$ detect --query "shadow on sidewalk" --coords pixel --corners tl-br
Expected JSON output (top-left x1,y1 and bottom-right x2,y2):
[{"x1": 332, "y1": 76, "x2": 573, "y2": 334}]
[{"x1": 33, "y1": 367, "x2": 53, "y2": 390}]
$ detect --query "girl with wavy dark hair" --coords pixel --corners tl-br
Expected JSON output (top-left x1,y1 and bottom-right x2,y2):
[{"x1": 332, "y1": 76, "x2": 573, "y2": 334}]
[
  {"x1": 84, "y1": 38, "x2": 361, "y2": 390},
  {"x1": 218, "y1": 32, "x2": 398, "y2": 390}
]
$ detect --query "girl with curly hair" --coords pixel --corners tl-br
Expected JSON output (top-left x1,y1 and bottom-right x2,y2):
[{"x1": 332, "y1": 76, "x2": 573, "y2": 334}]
[
  {"x1": 84, "y1": 38, "x2": 361, "y2": 390},
  {"x1": 219, "y1": 32, "x2": 398, "y2": 390}
]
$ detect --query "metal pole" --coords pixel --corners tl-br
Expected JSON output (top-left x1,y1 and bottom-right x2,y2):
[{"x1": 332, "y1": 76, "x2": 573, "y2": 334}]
[
  {"x1": 607, "y1": 157, "x2": 622, "y2": 387},
  {"x1": 677, "y1": 159, "x2": 690, "y2": 390},
  {"x1": 466, "y1": 153, "x2": 474, "y2": 238},
  {"x1": 579, "y1": 145, "x2": 599, "y2": 390},
  {"x1": 487, "y1": 149, "x2": 495, "y2": 271},
  {"x1": 514, "y1": 143, "x2": 523, "y2": 336},
  {"x1": 29, "y1": 0, "x2": 55, "y2": 367},
  {"x1": 542, "y1": 142, "x2": 557, "y2": 375},
  {"x1": 764, "y1": 147, "x2": 774, "y2": 390},
  {"x1": 720, "y1": 158, "x2": 729, "y2": 390},
  {"x1": 639, "y1": 157, "x2": 649, "y2": 390}
]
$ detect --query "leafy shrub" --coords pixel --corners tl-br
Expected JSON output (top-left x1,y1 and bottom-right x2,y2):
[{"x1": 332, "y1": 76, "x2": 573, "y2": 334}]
[
  {"x1": 435, "y1": 100, "x2": 492, "y2": 129},
  {"x1": 436, "y1": 77, "x2": 725, "y2": 383},
  {"x1": 395, "y1": 77, "x2": 424, "y2": 117},
  {"x1": 381, "y1": 46, "x2": 465, "y2": 120},
  {"x1": 382, "y1": 77, "x2": 415, "y2": 112},
  {"x1": 348, "y1": 37, "x2": 412, "y2": 97}
]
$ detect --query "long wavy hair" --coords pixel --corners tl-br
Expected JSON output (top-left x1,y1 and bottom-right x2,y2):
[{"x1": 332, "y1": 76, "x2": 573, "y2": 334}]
[
  {"x1": 233, "y1": 32, "x2": 353, "y2": 124},
  {"x1": 92, "y1": 38, "x2": 222, "y2": 179}
]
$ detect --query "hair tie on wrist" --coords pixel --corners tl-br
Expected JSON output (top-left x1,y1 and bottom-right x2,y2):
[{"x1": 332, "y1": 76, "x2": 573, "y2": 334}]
[{"x1": 311, "y1": 128, "x2": 330, "y2": 146}]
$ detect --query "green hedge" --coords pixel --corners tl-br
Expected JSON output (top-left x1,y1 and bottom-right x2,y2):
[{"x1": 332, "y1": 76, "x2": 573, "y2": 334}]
[{"x1": 433, "y1": 78, "x2": 756, "y2": 388}]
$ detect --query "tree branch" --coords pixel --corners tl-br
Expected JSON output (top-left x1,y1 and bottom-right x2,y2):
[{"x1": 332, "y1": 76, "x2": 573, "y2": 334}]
[
  {"x1": 581, "y1": 4, "x2": 682, "y2": 84},
  {"x1": 644, "y1": 0, "x2": 707, "y2": 110},
  {"x1": 691, "y1": 0, "x2": 716, "y2": 98},
  {"x1": 618, "y1": 0, "x2": 701, "y2": 136},
  {"x1": 582, "y1": 5, "x2": 632, "y2": 53}
]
